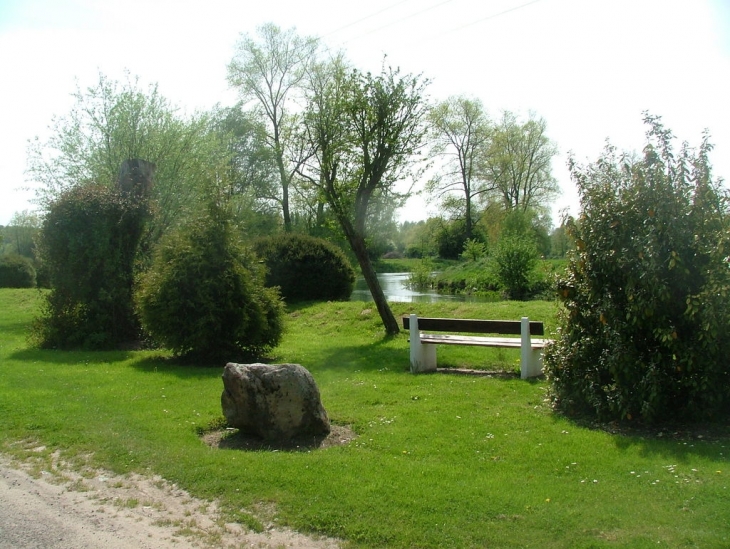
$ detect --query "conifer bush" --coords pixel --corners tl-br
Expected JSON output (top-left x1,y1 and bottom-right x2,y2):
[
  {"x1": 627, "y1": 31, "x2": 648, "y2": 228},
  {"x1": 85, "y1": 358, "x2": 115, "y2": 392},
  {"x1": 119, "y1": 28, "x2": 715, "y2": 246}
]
[
  {"x1": 136, "y1": 204, "x2": 283, "y2": 362},
  {"x1": 544, "y1": 116, "x2": 730, "y2": 422},
  {"x1": 253, "y1": 233, "x2": 355, "y2": 302}
]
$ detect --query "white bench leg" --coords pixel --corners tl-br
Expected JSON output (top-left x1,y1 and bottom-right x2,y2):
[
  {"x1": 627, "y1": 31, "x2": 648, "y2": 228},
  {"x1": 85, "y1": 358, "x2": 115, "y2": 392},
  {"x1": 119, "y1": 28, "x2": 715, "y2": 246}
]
[
  {"x1": 520, "y1": 317, "x2": 543, "y2": 379},
  {"x1": 409, "y1": 314, "x2": 437, "y2": 373}
]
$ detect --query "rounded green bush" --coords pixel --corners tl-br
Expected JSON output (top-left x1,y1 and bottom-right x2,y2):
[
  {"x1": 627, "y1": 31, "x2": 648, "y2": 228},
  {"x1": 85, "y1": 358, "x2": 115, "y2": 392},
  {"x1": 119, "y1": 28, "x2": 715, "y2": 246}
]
[
  {"x1": 0, "y1": 254, "x2": 36, "y2": 288},
  {"x1": 137, "y1": 207, "x2": 284, "y2": 362},
  {"x1": 253, "y1": 233, "x2": 355, "y2": 302}
]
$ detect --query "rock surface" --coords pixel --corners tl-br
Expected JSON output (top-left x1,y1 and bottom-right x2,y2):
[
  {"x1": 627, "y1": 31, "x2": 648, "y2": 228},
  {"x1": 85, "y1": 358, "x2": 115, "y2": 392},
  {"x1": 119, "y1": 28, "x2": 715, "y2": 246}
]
[{"x1": 221, "y1": 363, "x2": 330, "y2": 441}]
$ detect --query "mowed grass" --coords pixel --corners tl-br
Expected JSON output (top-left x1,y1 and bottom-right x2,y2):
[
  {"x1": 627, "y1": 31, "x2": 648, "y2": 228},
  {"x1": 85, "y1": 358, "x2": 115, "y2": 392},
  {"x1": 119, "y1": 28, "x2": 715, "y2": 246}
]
[{"x1": 1, "y1": 288, "x2": 729, "y2": 548}]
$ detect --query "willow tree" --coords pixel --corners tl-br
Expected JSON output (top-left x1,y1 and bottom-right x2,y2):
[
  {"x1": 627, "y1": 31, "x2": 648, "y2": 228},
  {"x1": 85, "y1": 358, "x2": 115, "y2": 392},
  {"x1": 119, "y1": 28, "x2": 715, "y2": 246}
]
[
  {"x1": 299, "y1": 58, "x2": 429, "y2": 335},
  {"x1": 26, "y1": 71, "x2": 221, "y2": 239}
]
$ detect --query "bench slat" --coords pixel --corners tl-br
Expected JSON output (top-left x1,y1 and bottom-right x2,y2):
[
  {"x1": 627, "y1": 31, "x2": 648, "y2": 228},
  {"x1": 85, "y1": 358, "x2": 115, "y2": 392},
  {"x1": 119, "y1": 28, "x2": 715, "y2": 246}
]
[
  {"x1": 420, "y1": 334, "x2": 549, "y2": 349},
  {"x1": 402, "y1": 316, "x2": 544, "y2": 336}
]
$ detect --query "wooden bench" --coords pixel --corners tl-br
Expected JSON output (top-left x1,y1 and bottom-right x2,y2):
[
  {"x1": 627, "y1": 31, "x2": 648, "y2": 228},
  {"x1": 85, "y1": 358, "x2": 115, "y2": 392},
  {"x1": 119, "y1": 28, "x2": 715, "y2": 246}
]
[{"x1": 402, "y1": 315, "x2": 551, "y2": 379}]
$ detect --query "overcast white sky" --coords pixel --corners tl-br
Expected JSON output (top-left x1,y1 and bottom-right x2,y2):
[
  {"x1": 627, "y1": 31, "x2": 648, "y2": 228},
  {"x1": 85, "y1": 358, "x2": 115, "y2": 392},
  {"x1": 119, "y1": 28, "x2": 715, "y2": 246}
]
[{"x1": 1, "y1": 0, "x2": 728, "y2": 226}]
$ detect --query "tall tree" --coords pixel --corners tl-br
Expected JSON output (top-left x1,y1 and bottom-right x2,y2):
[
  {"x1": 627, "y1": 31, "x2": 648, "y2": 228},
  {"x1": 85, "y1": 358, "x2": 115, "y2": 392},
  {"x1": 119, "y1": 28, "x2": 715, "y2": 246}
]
[
  {"x1": 426, "y1": 96, "x2": 492, "y2": 240},
  {"x1": 299, "y1": 59, "x2": 429, "y2": 335},
  {"x1": 227, "y1": 23, "x2": 319, "y2": 231},
  {"x1": 480, "y1": 111, "x2": 559, "y2": 214}
]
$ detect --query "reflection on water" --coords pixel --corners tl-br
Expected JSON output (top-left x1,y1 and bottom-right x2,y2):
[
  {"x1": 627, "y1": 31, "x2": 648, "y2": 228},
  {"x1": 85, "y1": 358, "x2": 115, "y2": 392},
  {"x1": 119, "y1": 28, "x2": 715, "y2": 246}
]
[{"x1": 350, "y1": 272, "x2": 493, "y2": 303}]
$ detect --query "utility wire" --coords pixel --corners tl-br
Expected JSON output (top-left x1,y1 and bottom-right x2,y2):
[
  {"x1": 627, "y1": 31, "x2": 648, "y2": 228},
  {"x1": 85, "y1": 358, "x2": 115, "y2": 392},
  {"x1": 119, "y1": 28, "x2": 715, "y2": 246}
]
[
  {"x1": 342, "y1": 0, "x2": 456, "y2": 44},
  {"x1": 322, "y1": 0, "x2": 413, "y2": 37},
  {"x1": 436, "y1": 0, "x2": 545, "y2": 37}
]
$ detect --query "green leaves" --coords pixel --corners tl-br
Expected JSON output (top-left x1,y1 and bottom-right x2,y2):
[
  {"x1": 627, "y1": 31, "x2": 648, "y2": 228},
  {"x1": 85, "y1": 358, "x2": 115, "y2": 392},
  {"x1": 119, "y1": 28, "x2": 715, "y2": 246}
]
[
  {"x1": 545, "y1": 115, "x2": 730, "y2": 423},
  {"x1": 135, "y1": 202, "x2": 284, "y2": 362}
]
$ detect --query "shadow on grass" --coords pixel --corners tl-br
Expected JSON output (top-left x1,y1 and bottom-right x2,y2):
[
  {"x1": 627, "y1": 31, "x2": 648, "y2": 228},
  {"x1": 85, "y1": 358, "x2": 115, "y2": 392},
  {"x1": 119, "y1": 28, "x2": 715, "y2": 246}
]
[
  {"x1": 128, "y1": 354, "x2": 229, "y2": 380},
  {"x1": 9, "y1": 347, "x2": 134, "y2": 365},
  {"x1": 557, "y1": 412, "x2": 730, "y2": 461}
]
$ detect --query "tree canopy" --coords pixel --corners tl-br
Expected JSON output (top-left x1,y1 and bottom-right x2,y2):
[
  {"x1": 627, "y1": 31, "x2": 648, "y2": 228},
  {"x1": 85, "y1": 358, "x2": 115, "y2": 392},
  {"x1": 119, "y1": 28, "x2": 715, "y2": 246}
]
[
  {"x1": 227, "y1": 23, "x2": 320, "y2": 231},
  {"x1": 298, "y1": 58, "x2": 429, "y2": 334}
]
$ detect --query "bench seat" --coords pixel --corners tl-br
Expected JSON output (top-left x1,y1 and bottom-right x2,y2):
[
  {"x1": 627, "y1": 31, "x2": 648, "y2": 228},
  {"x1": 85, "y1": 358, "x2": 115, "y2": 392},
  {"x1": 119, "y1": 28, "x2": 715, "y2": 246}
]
[
  {"x1": 404, "y1": 314, "x2": 551, "y2": 378},
  {"x1": 419, "y1": 333, "x2": 550, "y2": 349}
]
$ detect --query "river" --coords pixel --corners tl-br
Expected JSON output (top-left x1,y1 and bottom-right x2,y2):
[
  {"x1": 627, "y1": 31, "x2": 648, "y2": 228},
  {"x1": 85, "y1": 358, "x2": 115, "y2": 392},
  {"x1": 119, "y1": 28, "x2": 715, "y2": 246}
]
[{"x1": 350, "y1": 272, "x2": 494, "y2": 303}]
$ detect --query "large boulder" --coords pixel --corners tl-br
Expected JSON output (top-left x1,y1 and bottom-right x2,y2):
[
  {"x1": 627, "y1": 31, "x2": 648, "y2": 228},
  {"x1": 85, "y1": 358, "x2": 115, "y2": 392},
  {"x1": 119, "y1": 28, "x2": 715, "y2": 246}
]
[{"x1": 221, "y1": 363, "x2": 330, "y2": 441}]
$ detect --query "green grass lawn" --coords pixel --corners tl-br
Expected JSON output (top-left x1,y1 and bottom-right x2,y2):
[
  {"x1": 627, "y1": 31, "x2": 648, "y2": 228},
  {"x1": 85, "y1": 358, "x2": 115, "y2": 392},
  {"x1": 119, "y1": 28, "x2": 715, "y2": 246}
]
[{"x1": 1, "y1": 289, "x2": 729, "y2": 548}]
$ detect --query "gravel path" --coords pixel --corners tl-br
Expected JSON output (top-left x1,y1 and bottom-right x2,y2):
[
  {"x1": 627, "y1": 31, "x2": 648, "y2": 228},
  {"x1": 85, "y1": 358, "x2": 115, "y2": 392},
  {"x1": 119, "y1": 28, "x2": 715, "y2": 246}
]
[{"x1": 0, "y1": 455, "x2": 339, "y2": 549}]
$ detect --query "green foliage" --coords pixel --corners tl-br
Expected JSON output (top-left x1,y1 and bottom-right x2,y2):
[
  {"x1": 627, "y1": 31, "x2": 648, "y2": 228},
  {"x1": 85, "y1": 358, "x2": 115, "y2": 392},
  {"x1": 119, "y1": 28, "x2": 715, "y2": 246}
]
[
  {"x1": 435, "y1": 218, "x2": 468, "y2": 259},
  {"x1": 136, "y1": 204, "x2": 284, "y2": 362},
  {"x1": 480, "y1": 111, "x2": 559, "y2": 215},
  {"x1": 406, "y1": 258, "x2": 436, "y2": 290},
  {"x1": 545, "y1": 115, "x2": 730, "y2": 423},
  {"x1": 427, "y1": 96, "x2": 491, "y2": 240},
  {"x1": 492, "y1": 236, "x2": 539, "y2": 300},
  {"x1": 1, "y1": 210, "x2": 41, "y2": 258},
  {"x1": 33, "y1": 184, "x2": 148, "y2": 349},
  {"x1": 0, "y1": 254, "x2": 36, "y2": 288},
  {"x1": 27, "y1": 72, "x2": 224, "y2": 241},
  {"x1": 461, "y1": 238, "x2": 487, "y2": 261},
  {"x1": 300, "y1": 58, "x2": 430, "y2": 335},
  {"x1": 252, "y1": 233, "x2": 355, "y2": 302}
]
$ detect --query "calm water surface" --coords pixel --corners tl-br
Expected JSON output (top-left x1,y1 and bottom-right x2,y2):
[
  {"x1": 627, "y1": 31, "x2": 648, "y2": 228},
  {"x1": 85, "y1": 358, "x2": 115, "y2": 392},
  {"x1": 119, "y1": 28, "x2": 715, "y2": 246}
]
[{"x1": 350, "y1": 272, "x2": 493, "y2": 303}]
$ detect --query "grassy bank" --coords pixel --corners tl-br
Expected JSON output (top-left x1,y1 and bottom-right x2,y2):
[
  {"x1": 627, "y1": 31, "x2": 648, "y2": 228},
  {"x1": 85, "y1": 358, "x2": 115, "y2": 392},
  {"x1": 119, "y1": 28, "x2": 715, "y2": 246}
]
[{"x1": 1, "y1": 289, "x2": 728, "y2": 547}]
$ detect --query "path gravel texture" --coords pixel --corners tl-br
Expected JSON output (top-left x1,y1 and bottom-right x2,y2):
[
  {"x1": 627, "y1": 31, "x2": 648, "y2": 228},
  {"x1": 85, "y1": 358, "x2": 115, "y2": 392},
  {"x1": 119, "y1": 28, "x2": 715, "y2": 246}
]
[{"x1": 0, "y1": 455, "x2": 339, "y2": 549}]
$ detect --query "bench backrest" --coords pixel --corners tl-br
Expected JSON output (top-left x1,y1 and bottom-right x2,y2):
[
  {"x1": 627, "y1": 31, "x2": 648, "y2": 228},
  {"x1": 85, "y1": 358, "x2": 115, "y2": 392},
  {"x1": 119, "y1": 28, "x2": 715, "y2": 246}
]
[{"x1": 402, "y1": 316, "x2": 544, "y2": 336}]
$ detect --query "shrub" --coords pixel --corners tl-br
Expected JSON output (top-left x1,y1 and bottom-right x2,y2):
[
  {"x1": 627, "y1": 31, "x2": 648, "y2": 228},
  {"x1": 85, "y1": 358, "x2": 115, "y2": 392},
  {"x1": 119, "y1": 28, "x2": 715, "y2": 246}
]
[
  {"x1": 136, "y1": 205, "x2": 283, "y2": 362},
  {"x1": 544, "y1": 115, "x2": 730, "y2": 423},
  {"x1": 460, "y1": 238, "x2": 487, "y2": 262},
  {"x1": 253, "y1": 233, "x2": 355, "y2": 302},
  {"x1": 407, "y1": 258, "x2": 435, "y2": 290},
  {"x1": 33, "y1": 184, "x2": 149, "y2": 349},
  {"x1": 0, "y1": 254, "x2": 36, "y2": 288},
  {"x1": 492, "y1": 236, "x2": 538, "y2": 300}
]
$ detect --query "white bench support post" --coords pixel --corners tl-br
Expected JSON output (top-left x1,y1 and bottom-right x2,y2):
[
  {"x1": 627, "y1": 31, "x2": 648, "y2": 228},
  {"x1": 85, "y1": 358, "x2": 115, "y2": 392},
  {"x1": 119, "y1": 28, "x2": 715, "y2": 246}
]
[
  {"x1": 409, "y1": 314, "x2": 437, "y2": 373},
  {"x1": 520, "y1": 316, "x2": 543, "y2": 379}
]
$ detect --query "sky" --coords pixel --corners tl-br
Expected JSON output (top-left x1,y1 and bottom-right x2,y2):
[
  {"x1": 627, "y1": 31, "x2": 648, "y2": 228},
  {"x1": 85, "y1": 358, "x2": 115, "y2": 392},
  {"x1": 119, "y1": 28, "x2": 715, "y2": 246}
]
[{"x1": 1, "y1": 0, "x2": 728, "y2": 226}]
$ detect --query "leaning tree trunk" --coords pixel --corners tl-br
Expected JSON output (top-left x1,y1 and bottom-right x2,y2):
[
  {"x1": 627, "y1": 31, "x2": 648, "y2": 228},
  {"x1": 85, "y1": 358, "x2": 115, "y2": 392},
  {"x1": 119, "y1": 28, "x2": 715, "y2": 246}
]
[{"x1": 347, "y1": 229, "x2": 400, "y2": 336}]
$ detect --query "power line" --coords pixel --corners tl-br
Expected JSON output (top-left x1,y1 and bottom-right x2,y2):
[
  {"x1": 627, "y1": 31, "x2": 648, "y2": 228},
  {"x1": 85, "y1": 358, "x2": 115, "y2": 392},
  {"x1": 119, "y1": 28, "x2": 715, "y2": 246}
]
[
  {"x1": 322, "y1": 0, "x2": 413, "y2": 37},
  {"x1": 436, "y1": 0, "x2": 545, "y2": 37},
  {"x1": 342, "y1": 0, "x2": 457, "y2": 44}
]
